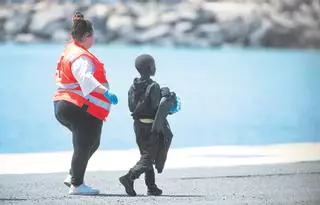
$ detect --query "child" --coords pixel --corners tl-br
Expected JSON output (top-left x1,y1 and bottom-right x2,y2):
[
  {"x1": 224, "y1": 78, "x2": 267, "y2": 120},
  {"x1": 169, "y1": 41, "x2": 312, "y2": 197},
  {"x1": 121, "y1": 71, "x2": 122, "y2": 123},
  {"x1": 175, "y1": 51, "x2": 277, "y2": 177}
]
[{"x1": 119, "y1": 54, "x2": 180, "y2": 196}]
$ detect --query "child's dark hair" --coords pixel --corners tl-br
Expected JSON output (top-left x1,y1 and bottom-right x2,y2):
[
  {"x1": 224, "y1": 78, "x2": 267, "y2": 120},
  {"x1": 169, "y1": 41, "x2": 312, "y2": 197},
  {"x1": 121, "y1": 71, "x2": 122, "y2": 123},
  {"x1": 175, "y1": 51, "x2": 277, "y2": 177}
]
[{"x1": 71, "y1": 11, "x2": 93, "y2": 42}]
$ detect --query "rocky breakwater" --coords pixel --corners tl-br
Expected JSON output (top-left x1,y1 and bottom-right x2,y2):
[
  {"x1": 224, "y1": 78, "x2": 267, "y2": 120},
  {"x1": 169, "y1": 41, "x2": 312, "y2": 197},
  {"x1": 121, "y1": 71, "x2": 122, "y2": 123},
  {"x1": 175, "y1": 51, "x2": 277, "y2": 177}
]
[{"x1": 0, "y1": 0, "x2": 319, "y2": 48}]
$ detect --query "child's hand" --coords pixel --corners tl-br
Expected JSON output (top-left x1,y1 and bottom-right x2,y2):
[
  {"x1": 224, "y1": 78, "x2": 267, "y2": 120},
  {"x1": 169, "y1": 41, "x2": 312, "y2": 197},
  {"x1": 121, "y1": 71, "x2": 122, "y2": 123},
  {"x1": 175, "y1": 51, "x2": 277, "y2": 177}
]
[{"x1": 170, "y1": 96, "x2": 181, "y2": 114}]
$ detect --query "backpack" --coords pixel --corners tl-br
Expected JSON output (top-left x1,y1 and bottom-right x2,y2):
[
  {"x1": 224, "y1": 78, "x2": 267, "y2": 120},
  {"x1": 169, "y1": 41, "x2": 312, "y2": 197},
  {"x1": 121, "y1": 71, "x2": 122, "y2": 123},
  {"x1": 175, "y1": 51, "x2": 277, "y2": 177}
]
[{"x1": 129, "y1": 82, "x2": 156, "y2": 115}]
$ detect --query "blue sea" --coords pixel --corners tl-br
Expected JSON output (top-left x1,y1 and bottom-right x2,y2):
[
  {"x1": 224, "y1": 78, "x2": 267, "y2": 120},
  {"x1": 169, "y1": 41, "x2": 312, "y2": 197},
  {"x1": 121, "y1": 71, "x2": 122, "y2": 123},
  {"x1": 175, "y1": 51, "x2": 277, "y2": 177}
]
[{"x1": 0, "y1": 44, "x2": 319, "y2": 154}]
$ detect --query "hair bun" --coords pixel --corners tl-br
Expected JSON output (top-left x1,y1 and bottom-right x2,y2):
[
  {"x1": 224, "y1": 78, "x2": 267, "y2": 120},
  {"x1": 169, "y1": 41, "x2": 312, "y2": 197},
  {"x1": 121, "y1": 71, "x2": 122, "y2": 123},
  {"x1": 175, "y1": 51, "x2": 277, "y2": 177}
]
[{"x1": 72, "y1": 11, "x2": 84, "y2": 22}]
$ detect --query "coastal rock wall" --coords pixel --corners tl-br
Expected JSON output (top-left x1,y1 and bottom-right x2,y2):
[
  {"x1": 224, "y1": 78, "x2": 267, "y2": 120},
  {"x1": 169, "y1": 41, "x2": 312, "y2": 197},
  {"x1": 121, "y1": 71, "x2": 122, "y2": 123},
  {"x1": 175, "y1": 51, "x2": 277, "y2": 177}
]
[{"x1": 1, "y1": 0, "x2": 319, "y2": 48}]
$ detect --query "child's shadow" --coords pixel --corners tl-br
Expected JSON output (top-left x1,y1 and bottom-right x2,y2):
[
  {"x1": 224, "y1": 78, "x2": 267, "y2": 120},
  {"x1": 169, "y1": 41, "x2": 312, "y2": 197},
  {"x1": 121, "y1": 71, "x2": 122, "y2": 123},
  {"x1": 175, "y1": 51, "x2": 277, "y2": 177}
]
[{"x1": 98, "y1": 194, "x2": 204, "y2": 198}]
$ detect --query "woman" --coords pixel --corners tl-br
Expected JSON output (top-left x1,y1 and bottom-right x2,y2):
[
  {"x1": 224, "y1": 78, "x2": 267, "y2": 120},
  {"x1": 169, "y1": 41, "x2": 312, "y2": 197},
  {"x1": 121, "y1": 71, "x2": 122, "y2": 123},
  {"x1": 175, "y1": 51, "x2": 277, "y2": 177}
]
[{"x1": 53, "y1": 11, "x2": 118, "y2": 195}]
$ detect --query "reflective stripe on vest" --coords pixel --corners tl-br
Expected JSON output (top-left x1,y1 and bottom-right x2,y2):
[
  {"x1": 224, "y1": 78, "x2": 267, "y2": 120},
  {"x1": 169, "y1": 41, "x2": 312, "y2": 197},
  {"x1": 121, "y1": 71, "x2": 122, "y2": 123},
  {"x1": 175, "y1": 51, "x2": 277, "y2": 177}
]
[
  {"x1": 56, "y1": 82, "x2": 80, "y2": 89},
  {"x1": 57, "y1": 89, "x2": 111, "y2": 111}
]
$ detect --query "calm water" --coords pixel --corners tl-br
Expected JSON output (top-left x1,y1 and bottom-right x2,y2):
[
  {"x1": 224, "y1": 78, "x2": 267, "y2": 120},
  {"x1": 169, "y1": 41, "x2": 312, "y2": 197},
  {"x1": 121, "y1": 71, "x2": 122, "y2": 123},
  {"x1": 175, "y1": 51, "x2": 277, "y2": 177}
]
[{"x1": 0, "y1": 44, "x2": 319, "y2": 153}]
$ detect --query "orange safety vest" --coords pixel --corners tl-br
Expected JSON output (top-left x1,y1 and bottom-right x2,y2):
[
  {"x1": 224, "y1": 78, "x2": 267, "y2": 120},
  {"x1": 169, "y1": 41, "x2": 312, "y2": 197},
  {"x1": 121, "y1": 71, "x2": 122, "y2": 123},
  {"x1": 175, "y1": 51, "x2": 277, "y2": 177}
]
[{"x1": 53, "y1": 42, "x2": 111, "y2": 121}]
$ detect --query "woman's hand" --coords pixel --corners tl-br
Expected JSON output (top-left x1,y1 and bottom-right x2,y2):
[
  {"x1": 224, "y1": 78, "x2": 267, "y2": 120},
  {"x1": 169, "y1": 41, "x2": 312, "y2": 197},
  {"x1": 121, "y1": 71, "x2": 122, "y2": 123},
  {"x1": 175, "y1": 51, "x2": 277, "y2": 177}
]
[
  {"x1": 95, "y1": 84, "x2": 118, "y2": 105},
  {"x1": 104, "y1": 90, "x2": 118, "y2": 105}
]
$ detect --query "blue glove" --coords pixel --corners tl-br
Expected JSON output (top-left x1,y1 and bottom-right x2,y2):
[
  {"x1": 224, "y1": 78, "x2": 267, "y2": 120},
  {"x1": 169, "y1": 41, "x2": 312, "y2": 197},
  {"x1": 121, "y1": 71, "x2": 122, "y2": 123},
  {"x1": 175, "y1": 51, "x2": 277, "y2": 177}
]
[
  {"x1": 104, "y1": 90, "x2": 118, "y2": 105},
  {"x1": 170, "y1": 96, "x2": 181, "y2": 114}
]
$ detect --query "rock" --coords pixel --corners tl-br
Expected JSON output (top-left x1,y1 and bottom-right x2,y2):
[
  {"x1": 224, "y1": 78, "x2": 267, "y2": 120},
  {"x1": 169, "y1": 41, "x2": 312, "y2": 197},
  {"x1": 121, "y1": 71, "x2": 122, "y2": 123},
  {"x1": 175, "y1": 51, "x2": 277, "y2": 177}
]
[
  {"x1": 261, "y1": 25, "x2": 299, "y2": 48},
  {"x1": 104, "y1": 28, "x2": 119, "y2": 43},
  {"x1": 195, "y1": 24, "x2": 224, "y2": 46},
  {"x1": 173, "y1": 32, "x2": 213, "y2": 47},
  {"x1": 194, "y1": 9, "x2": 216, "y2": 25},
  {"x1": 268, "y1": 11, "x2": 296, "y2": 30},
  {"x1": 174, "y1": 21, "x2": 194, "y2": 34},
  {"x1": 135, "y1": 11, "x2": 159, "y2": 29},
  {"x1": 299, "y1": 2, "x2": 314, "y2": 16},
  {"x1": 279, "y1": 0, "x2": 301, "y2": 12},
  {"x1": 172, "y1": 33, "x2": 194, "y2": 46},
  {"x1": 153, "y1": 36, "x2": 175, "y2": 47},
  {"x1": 134, "y1": 24, "x2": 171, "y2": 43},
  {"x1": 292, "y1": 11, "x2": 317, "y2": 29},
  {"x1": 29, "y1": 5, "x2": 73, "y2": 38},
  {"x1": 0, "y1": 31, "x2": 5, "y2": 41},
  {"x1": 196, "y1": 23, "x2": 217, "y2": 37},
  {"x1": 177, "y1": 7, "x2": 198, "y2": 22},
  {"x1": 107, "y1": 14, "x2": 133, "y2": 31},
  {"x1": 4, "y1": 11, "x2": 31, "y2": 35},
  {"x1": 202, "y1": 2, "x2": 256, "y2": 22},
  {"x1": 311, "y1": 0, "x2": 320, "y2": 19},
  {"x1": 0, "y1": 8, "x2": 12, "y2": 32},
  {"x1": 128, "y1": 2, "x2": 148, "y2": 17},
  {"x1": 13, "y1": 33, "x2": 42, "y2": 44},
  {"x1": 249, "y1": 19, "x2": 273, "y2": 46},
  {"x1": 32, "y1": 1, "x2": 52, "y2": 12},
  {"x1": 51, "y1": 29, "x2": 69, "y2": 43},
  {"x1": 46, "y1": 20, "x2": 67, "y2": 39},
  {"x1": 245, "y1": 11, "x2": 264, "y2": 34},
  {"x1": 0, "y1": 0, "x2": 319, "y2": 48},
  {"x1": 301, "y1": 30, "x2": 320, "y2": 48},
  {"x1": 114, "y1": 2, "x2": 136, "y2": 16},
  {"x1": 106, "y1": 14, "x2": 135, "y2": 42},
  {"x1": 0, "y1": 8, "x2": 13, "y2": 21},
  {"x1": 85, "y1": 4, "x2": 112, "y2": 32},
  {"x1": 160, "y1": 11, "x2": 180, "y2": 24},
  {"x1": 219, "y1": 17, "x2": 250, "y2": 44},
  {"x1": 189, "y1": 37, "x2": 212, "y2": 47},
  {"x1": 93, "y1": 30, "x2": 108, "y2": 43}
]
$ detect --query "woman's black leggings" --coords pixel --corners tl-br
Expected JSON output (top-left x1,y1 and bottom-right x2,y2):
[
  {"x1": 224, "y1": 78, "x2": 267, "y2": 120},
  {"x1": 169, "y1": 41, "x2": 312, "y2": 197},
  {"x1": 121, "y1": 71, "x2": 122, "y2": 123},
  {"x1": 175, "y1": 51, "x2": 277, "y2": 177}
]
[{"x1": 54, "y1": 100, "x2": 103, "y2": 186}]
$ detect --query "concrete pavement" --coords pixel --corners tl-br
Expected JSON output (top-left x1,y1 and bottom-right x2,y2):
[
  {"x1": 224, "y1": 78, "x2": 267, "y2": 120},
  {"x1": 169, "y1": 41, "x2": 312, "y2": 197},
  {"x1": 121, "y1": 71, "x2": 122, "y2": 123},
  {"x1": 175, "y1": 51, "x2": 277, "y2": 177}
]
[{"x1": 1, "y1": 161, "x2": 320, "y2": 205}]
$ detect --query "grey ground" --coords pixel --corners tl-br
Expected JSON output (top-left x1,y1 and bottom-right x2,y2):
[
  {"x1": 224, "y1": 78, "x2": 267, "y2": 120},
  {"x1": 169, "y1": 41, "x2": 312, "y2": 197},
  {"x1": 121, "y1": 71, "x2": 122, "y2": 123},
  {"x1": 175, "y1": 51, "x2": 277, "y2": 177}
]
[{"x1": 1, "y1": 161, "x2": 320, "y2": 205}]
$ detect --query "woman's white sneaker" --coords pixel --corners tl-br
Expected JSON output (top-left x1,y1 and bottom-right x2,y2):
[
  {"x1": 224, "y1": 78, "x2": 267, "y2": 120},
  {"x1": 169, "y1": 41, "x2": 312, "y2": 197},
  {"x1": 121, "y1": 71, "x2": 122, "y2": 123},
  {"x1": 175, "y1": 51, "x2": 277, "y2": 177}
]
[
  {"x1": 64, "y1": 174, "x2": 72, "y2": 187},
  {"x1": 68, "y1": 184, "x2": 99, "y2": 195}
]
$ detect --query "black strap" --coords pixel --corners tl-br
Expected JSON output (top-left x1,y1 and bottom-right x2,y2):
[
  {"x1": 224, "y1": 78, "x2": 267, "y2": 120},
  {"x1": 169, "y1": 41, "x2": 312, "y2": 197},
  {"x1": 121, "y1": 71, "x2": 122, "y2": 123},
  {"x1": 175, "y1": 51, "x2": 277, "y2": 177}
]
[{"x1": 132, "y1": 82, "x2": 155, "y2": 115}]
